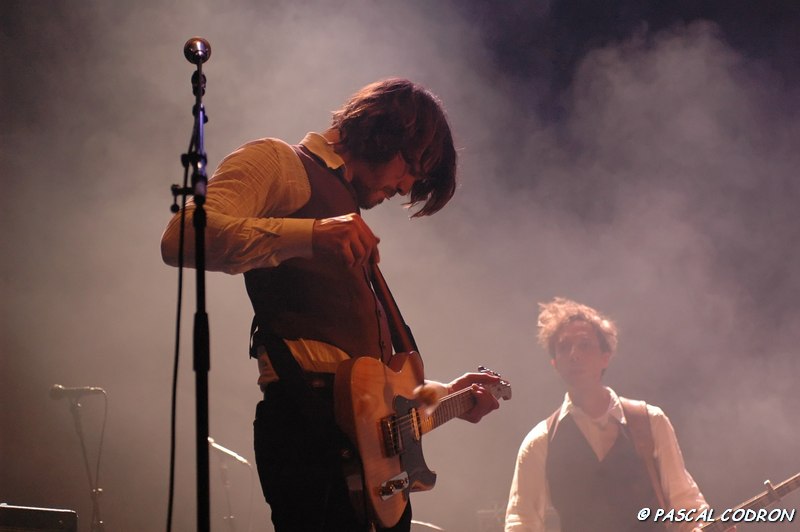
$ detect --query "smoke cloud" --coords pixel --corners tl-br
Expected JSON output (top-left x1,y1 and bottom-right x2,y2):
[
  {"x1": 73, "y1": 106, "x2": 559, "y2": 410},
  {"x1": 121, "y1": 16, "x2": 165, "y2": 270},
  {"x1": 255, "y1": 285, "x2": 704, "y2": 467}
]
[{"x1": 2, "y1": 1, "x2": 798, "y2": 531}]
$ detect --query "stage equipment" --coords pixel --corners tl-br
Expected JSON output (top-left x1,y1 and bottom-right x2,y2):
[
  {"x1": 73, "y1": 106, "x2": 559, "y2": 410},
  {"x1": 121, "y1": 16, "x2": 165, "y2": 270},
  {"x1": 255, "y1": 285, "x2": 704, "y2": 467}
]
[
  {"x1": 0, "y1": 504, "x2": 77, "y2": 532},
  {"x1": 49, "y1": 385, "x2": 107, "y2": 531},
  {"x1": 168, "y1": 35, "x2": 213, "y2": 532}
]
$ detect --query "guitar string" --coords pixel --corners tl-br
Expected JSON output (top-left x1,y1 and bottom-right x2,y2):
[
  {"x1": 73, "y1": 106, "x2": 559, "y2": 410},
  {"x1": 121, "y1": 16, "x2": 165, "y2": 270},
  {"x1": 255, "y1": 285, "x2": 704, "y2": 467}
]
[
  {"x1": 385, "y1": 389, "x2": 474, "y2": 433},
  {"x1": 383, "y1": 382, "x2": 509, "y2": 436},
  {"x1": 385, "y1": 399, "x2": 465, "y2": 434},
  {"x1": 385, "y1": 383, "x2": 510, "y2": 434}
]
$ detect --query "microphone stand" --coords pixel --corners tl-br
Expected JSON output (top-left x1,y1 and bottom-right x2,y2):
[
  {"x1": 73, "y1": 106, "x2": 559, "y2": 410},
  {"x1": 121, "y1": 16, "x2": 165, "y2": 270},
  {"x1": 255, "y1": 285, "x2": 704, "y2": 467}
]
[
  {"x1": 216, "y1": 460, "x2": 236, "y2": 532},
  {"x1": 171, "y1": 43, "x2": 211, "y2": 532},
  {"x1": 68, "y1": 398, "x2": 105, "y2": 532}
]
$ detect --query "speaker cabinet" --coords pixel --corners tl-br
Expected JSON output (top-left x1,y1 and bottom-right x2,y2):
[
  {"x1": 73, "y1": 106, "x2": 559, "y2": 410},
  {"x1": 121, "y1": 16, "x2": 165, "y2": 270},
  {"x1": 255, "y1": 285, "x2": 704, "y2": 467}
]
[{"x1": 0, "y1": 505, "x2": 77, "y2": 532}]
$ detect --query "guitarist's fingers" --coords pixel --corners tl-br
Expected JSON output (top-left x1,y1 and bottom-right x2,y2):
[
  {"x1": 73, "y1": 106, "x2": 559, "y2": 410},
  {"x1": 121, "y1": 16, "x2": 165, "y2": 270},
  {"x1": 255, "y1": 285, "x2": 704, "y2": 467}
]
[
  {"x1": 444, "y1": 371, "x2": 503, "y2": 423},
  {"x1": 459, "y1": 384, "x2": 500, "y2": 424},
  {"x1": 448, "y1": 371, "x2": 501, "y2": 393},
  {"x1": 312, "y1": 214, "x2": 380, "y2": 268}
]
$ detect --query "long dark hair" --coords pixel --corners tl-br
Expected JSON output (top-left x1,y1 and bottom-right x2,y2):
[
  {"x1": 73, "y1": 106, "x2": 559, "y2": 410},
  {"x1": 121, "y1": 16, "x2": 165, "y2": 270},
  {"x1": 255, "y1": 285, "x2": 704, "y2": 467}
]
[{"x1": 331, "y1": 78, "x2": 457, "y2": 217}]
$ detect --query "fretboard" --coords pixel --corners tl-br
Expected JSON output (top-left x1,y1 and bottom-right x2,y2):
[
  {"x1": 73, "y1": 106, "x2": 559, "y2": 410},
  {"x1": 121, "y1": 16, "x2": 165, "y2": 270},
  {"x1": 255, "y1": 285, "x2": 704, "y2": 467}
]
[{"x1": 418, "y1": 388, "x2": 476, "y2": 435}]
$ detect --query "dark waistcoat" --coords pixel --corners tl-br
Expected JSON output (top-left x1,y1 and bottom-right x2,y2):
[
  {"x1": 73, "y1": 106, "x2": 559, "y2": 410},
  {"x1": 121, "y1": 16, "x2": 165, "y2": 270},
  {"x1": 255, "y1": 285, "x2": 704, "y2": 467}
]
[
  {"x1": 244, "y1": 146, "x2": 392, "y2": 362},
  {"x1": 546, "y1": 414, "x2": 665, "y2": 532}
]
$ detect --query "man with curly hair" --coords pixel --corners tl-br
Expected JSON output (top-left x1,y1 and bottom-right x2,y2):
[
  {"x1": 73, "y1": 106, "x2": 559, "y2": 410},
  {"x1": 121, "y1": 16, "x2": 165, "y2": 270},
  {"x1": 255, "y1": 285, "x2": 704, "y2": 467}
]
[
  {"x1": 505, "y1": 297, "x2": 721, "y2": 532},
  {"x1": 161, "y1": 78, "x2": 500, "y2": 532}
]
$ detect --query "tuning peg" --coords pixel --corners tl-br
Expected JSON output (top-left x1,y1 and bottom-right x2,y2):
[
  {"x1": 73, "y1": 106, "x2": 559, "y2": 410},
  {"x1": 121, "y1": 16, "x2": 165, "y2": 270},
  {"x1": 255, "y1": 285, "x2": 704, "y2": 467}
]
[{"x1": 478, "y1": 365, "x2": 500, "y2": 377}]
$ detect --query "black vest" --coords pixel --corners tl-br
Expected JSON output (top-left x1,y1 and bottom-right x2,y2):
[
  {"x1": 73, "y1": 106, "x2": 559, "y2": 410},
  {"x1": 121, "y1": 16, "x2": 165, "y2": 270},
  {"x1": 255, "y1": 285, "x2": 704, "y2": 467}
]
[
  {"x1": 244, "y1": 146, "x2": 392, "y2": 362},
  {"x1": 546, "y1": 414, "x2": 665, "y2": 532}
]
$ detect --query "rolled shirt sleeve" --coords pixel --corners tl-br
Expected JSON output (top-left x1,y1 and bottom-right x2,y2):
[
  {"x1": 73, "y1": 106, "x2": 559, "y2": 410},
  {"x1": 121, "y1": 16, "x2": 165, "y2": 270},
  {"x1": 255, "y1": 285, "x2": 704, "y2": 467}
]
[
  {"x1": 160, "y1": 137, "x2": 314, "y2": 274},
  {"x1": 506, "y1": 419, "x2": 549, "y2": 532}
]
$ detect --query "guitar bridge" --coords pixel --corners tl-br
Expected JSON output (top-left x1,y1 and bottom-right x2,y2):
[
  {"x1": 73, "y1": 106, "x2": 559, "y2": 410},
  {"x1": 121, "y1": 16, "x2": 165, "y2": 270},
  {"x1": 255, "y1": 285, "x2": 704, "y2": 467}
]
[{"x1": 378, "y1": 471, "x2": 409, "y2": 499}]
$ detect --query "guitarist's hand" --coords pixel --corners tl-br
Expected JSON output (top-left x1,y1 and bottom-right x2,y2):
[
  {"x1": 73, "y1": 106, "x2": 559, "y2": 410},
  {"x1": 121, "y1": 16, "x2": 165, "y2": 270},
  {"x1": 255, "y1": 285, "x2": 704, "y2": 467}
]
[
  {"x1": 312, "y1": 213, "x2": 380, "y2": 267},
  {"x1": 447, "y1": 372, "x2": 502, "y2": 423}
]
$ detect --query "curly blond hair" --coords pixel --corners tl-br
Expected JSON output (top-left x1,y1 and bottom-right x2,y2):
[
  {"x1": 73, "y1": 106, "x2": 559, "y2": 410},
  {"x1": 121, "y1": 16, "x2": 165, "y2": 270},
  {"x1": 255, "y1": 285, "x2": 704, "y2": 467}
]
[{"x1": 537, "y1": 297, "x2": 618, "y2": 357}]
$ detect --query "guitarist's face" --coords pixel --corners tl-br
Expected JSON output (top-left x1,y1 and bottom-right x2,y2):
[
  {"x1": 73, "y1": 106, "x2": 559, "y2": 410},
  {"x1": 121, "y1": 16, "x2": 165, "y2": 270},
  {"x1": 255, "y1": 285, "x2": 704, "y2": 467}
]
[
  {"x1": 346, "y1": 153, "x2": 420, "y2": 210},
  {"x1": 550, "y1": 320, "x2": 611, "y2": 388}
]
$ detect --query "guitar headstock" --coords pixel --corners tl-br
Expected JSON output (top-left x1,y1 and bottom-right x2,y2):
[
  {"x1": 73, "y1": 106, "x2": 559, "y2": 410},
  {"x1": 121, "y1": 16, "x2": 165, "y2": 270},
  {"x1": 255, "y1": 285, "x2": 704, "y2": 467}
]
[{"x1": 478, "y1": 366, "x2": 512, "y2": 401}]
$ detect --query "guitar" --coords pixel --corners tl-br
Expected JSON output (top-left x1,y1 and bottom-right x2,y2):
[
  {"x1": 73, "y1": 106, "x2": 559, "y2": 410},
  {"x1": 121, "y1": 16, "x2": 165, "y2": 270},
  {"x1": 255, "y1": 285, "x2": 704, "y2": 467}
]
[
  {"x1": 334, "y1": 351, "x2": 512, "y2": 528},
  {"x1": 699, "y1": 471, "x2": 800, "y2": 531}
]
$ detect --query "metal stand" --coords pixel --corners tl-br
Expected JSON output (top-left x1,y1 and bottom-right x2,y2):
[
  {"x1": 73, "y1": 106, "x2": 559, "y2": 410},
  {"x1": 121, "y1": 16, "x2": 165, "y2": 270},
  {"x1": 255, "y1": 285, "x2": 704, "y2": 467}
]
[
  {"x1": 208, "y1": 436, "x2": 253, "y2": 532},
  {"x1": 171, "y1": 37, "x2": 212, "y2": 532},
  {"x1": 217, "y1": 461, "x2": 236, "y2": 532},
  {"x1": 68, "y1": 399, "x2": 105, "y2": 532}
]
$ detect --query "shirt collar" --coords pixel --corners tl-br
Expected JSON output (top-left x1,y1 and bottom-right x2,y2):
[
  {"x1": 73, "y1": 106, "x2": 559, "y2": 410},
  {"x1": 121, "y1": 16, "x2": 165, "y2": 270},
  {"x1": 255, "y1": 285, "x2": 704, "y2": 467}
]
[
  {"x1": 558, "y1": 386, "x2": 626, "y2": 425},
  {"x1": 300, "y1": 132, "x2": 345, "y2": 173}
]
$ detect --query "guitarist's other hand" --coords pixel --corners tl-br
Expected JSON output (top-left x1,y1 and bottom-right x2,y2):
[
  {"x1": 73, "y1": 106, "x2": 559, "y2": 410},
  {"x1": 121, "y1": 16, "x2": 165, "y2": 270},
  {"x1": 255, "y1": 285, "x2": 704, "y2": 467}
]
[
  {"x1": 414, "y1": 381, "x2": 450, "y2": 417},
  {"x1": 313, "y1": 213, "x2": 380, "y2": 267},
  {"x1": 447, "y1": 373, "x2": 502, "y2": 423},
  {"x1": 414, "y1": 381, "x2": 449, "y2": 406}
]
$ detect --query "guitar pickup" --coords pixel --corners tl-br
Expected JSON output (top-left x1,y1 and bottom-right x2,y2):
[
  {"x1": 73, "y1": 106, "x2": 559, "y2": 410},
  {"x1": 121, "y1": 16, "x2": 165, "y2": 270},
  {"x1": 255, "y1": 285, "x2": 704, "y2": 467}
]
[
  {"x1": 381, "y1": 416, "x2": 403, "y2": 457},
  {"x1": 379, "y1": 472, "x2": 409, "y2": 499}
]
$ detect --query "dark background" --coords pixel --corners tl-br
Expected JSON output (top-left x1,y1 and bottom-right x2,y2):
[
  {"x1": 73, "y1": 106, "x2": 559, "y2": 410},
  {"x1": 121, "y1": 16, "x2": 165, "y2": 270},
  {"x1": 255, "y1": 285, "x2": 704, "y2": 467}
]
[{"x1": 2, "y1": 1, "x2": 799, "y2": 530}]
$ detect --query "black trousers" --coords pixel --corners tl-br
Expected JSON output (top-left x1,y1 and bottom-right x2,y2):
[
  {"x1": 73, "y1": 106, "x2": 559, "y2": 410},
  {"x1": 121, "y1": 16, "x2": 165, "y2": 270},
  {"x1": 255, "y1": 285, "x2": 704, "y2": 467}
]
[{"x1": 253, "y1": 380, "x2": 412, "y2": 532}]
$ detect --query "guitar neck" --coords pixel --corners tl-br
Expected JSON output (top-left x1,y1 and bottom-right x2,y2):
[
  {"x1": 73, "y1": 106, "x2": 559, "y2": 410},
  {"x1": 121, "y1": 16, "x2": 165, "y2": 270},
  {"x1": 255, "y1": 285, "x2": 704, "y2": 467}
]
[
  {"x1": 740, "y1": 472, "x2": 800, "y2": 511},
  {"x1": 701, "y1": 472, "x2": 800, "y2": 532},
  {"x1": 418, "y1": 388, "x2": 476, "y2": 435}
]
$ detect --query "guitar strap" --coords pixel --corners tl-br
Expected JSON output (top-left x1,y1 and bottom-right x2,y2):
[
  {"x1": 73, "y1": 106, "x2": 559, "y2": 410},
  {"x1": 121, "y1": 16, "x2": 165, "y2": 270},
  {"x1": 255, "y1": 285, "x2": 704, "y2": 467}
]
[
  {"x1": 619, "y1": 397, "x2": 668, "y2": 510},
  {"x1": 546, "y1": 408, "x2": 560, "y2": 443},
  {"x1": 369, "y1": 263, "x2": 420, "y2": 358},
  {"x1": 545, "y1": 398, "x2": 667, "y2": 511}
]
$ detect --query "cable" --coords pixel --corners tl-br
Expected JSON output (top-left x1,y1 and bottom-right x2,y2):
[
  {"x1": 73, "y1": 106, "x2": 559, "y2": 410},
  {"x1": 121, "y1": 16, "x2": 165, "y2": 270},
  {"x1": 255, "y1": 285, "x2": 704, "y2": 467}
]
[{"x1": 167, "y1": 138, "x2": 193, "y2": 532}]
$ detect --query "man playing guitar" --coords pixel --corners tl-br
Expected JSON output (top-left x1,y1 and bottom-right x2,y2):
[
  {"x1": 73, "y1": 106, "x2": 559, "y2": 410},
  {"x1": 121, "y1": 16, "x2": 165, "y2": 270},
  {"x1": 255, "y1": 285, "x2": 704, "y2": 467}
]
[{"x1": 161, "y1": 78, "x2": 501, "y2": 531}]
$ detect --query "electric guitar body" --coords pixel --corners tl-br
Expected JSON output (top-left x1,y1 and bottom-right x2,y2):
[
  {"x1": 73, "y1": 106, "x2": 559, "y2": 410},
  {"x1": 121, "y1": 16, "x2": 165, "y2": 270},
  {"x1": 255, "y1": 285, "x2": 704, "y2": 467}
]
[{"x1": 334, "y1": 352, "x2": 512, "y2": 528}]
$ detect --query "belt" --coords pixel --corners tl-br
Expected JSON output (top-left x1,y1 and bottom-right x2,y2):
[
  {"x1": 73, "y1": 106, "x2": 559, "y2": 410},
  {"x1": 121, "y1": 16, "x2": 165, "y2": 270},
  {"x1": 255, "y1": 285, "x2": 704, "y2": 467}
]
[
  {"x1": 262, "y1": 371, "x2": 336, "y2": 397},
  {"x1": 303, "y1": 371, "x2": 336, "y2": 390}
]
